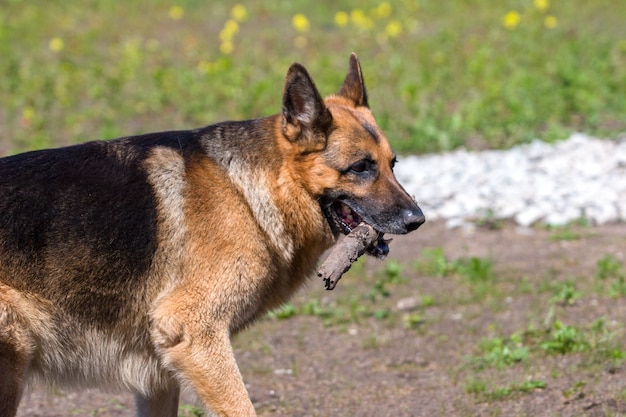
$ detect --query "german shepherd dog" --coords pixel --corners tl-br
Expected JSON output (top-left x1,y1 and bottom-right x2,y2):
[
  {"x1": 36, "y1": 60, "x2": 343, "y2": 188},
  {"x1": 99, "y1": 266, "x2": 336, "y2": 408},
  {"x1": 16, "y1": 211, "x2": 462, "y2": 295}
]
[{"x1": 0, "y1": 54, "x2": 424, "y2": 417}]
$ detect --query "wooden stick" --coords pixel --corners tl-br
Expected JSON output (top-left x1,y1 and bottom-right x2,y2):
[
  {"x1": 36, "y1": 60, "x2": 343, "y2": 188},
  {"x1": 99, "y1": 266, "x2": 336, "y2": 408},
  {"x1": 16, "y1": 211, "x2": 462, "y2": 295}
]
[{"x1": 317, "y1": 223, "x2": 381, "y2": 290}]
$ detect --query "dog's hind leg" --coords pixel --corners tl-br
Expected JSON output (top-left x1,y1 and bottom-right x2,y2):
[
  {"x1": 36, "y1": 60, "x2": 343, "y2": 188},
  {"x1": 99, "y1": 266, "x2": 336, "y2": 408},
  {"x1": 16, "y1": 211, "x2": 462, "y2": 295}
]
[
  {"x1": 135, "y1": 385, "x2": 180, "y2": 417},
  {"x1": 0, "y1": 341, "x2": 28, "y2": 417},
  {"x1": 0, "y1": 298, "x2": 33, "y2": 417}
]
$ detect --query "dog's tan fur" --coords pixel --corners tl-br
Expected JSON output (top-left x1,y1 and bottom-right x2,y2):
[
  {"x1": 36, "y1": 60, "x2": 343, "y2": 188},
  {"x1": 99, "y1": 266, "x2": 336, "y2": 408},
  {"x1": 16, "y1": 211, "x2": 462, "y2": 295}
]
[{"x1": 0, "y1": 54, "x2": 424, "y2": 417}]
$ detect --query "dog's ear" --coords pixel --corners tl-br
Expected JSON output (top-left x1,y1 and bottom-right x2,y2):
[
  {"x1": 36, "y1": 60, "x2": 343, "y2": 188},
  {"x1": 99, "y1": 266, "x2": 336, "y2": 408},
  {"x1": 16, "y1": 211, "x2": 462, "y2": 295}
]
[
  {"x1": 281, "y1": 63, "x2": 332, "y2": 149},
  {"x1": 337, "y1": 53, "x2": 368, "y2": 107}
]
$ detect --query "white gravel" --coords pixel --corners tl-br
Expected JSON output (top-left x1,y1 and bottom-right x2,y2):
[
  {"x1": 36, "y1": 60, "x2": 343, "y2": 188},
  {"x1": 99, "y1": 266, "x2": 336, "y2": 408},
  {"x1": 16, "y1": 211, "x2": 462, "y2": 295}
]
[{"x1": 395, "y1": 133, "x2": 626, "y2": 228}]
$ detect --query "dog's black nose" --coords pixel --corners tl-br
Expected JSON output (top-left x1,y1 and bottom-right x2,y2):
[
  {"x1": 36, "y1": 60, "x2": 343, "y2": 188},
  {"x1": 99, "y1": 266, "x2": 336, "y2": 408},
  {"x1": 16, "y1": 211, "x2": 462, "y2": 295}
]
[{"x1": 404, "y1": 207, "x2": 425, "y2": 232}]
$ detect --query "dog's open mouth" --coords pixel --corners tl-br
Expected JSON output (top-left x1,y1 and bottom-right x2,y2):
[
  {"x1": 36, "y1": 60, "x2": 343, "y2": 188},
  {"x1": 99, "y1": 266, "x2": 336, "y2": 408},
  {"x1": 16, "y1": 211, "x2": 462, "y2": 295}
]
[
  {"x1": 330, "y1": 201, "x2": 362, "y2": 234},
  {"x1": 322, "y1": 200, "x2": 390, "y2": 258}
]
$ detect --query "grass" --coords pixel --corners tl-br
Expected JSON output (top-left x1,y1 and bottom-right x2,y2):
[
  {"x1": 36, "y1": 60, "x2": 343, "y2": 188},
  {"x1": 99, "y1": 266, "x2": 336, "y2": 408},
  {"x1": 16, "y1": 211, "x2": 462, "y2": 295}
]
[
  {"x1": 467, "y1": 317, "x2": 626, "y2": 376},
  {"x1": 267, "y1": 257, "x2": 416, "y2": 326},
  {"x1": 549, "y1": 279, "x2": 582, "y2": 306},
  {"x1": 226, "y1": 234, "x2": 626, "y2": 414},
  {"x1": 415, "y1": 248, "x2": 495, "y2": 283},
  {"x1": 415, "y1": 248, "x2": 497, "y2": 301},
  {"x1": 539, "y1": 320, "x2": 589, "y2": 354},
  {"x1": 2, "y1": 1, "x2": 625, "y2": 156},
  {"x1": 414, "y1": 247, "x2": 457, "y2": 278},
  {"x1": 470, "y1": 333, "x2": 529, "y2": 370},
  {"x1": 464, "y1": 377, "x2": 546, "y2": 401},
  {"x1": 178, "y1": 404, "x2": 205, "y2": 417},
  {"x1": 595, "y1": 254, "x2": 625, "y2": 281},
  {"x1": 593, "y1": 254, "x2": 626, "y2": 298}
]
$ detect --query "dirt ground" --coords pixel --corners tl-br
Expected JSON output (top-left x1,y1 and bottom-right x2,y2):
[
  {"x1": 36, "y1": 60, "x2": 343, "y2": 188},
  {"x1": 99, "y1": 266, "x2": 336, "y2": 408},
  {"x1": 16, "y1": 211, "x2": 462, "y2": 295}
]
[{"x1": 16, "y1": 220, "x2": 626, "y2": 417}]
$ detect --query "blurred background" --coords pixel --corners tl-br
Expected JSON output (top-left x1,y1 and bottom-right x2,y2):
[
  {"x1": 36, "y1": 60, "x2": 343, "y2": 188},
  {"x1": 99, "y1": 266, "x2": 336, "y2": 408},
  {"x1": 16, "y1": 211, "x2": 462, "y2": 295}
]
[{"x1": 2, "y1": 0, "x2": 625, "y2": 155}]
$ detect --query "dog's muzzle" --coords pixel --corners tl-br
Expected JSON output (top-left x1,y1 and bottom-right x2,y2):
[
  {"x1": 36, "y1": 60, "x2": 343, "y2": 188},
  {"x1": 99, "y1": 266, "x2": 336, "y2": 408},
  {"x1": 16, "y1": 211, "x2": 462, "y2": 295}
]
[{"x1": 320, "y1": 199, "x2": 392, "y2": 258}]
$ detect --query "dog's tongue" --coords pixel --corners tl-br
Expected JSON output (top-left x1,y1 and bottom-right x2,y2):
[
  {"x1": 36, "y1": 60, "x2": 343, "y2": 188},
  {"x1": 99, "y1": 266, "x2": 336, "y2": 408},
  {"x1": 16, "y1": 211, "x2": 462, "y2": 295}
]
[{"x1": 365, "y1": 231, "x2": 390, "y2": 259}]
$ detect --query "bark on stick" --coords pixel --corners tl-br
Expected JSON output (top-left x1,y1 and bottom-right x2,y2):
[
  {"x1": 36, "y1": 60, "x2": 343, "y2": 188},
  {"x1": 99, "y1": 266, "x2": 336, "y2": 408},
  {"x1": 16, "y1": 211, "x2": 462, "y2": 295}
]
[{"x1": 318, "y1": 223, "x2": 380, "y2": 290}]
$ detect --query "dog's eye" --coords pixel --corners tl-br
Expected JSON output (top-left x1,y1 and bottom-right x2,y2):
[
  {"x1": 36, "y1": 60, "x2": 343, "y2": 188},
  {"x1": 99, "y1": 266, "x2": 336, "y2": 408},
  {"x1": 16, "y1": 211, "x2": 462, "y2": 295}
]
[
  {"x1": 391, "y1": 156, "x2": 397, "y2": 170},
  {"x1": 349, "y1": 160, "x2": 368, "y2": 174}
]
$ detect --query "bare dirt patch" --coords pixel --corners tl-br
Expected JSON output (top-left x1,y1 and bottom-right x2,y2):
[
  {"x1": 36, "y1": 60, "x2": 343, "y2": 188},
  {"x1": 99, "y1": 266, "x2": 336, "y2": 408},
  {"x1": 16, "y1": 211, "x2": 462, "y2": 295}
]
[{"x1": 18, "y1": 221, "x2": 626, "y2": 417}]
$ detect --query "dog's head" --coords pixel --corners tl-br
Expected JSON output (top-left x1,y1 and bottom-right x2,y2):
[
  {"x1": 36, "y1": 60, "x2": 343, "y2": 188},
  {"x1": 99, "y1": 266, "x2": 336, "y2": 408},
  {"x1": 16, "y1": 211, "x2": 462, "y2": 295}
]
[{"x1": 281, "y1": 53, "x2": 425, "y2": 242}]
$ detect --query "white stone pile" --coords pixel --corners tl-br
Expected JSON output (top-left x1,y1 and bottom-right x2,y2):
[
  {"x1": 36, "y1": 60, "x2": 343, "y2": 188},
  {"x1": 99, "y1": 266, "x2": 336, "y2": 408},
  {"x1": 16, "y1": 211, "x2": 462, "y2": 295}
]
[{"x1": 395, "y1": 133, "x2": 626, "y2": 228}]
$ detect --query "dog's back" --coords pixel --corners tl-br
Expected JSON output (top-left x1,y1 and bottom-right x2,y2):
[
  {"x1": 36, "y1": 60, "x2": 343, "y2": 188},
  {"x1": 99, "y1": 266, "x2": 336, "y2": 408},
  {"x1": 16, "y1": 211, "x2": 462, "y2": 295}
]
[{"x1": 0, "y1": 139, "x2": 159, "y2": 320}]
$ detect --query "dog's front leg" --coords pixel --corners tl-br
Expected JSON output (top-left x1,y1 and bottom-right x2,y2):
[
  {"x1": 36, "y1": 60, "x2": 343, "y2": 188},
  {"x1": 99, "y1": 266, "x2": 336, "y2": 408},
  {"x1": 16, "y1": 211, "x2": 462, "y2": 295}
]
[
  {"x1": 152, "y1": 310, "x2": 256, "y2": 417},
  {"x1": 135, "y1": 385, "x2": 180, "y2": 417}
]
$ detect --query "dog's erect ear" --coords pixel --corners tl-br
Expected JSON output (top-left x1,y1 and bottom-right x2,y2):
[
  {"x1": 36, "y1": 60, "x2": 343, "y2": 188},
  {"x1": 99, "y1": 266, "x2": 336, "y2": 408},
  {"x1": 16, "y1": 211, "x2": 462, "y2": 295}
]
[
  {"x1": 282, "y1": 63, "x2": 332, "y2": 147},
  {"x1": 337, "y1": 53, "x2": 368, "y2": 107}
]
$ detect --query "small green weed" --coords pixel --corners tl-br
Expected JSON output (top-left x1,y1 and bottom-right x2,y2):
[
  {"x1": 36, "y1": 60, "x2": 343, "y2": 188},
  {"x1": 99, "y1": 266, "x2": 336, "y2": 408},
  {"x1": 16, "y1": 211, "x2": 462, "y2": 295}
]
[
  {"x1": 455, "y1": 256, "x2": 495, "y2": 284},
  {"x1": 367, "y1": 278, "x2": 391, "y2": 302},
  {"x1": 517, "y1": 379, "x2": 547, "y2": 393},
  {"x1": 455, "y1": 256, "x2": 497, "y2": 300},
  {"x1": 300, "y1": 299, "x2": 336, "y2": 320},
  {"x1": 179, "y1": 404, "x2": 205, "y2": 417},
  {"x1": 563, "y1": 380, "x2": 586, "y2": 399},
  {"x1": 475, "y1": 209, "x2": 503, "y2": 230},
  {"x1": 595, "y1": 254, "x2": 624, "y2": 280},
  {"x1": 466, "y1": 379, "x2": 546, "y2": 401},
  {"x1": 367, "y1": 259, "x2": 406, "y2": 302},
  {"x1": 403, "y1": 313, "x2": 425, "y2": 329},
  {"x1": 414, "y1": 247, "x2": 456, "y2": 277},
  {"x1": 518, "y1": 276, "x2": 534, "y2": 294},
  {"x1": 540, "y1": 320, "x2": 589, "y2": 354},
  {"x1": 464, "y1": 378, "x2": 487, "y2": 395},
  {"x1": 593, "y1": 254, "x2": 626, "y2": 297},
  {"x1": 548, "y1": 227, "x2": 582, "y2": 241},
  {"x1": 549, "y1": 280, "x2": 582, "y2": 306},
  {"x1": 268, "y1": 303, "x2": 297, "y2": 320},
  {"x1": 609, "y1": 276, "x2": 626, "y2": 298},
  {"x1": 471, "y1": 333, "x2": 529, "y2": 369},
  {"x1": 382, "y1": 259, "x2": 405, "y2": 283},
  {"x1": 585, "y1": 317, "x2": 626, "y2": 366},
  {"x1": 372, "y1": 308, "x2": 390, "y2": 320},
  {"x1": 362, "y1": 334, "x2": 384, "y2": 350},
  {"x1": 420, "y1": 295, "x2": 435, "y2": 307}
]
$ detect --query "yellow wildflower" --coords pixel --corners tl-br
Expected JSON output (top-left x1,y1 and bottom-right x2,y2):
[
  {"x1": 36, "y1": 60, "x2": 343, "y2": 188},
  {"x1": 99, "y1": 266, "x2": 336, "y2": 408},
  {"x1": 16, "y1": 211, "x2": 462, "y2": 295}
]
[
  {"x1": 544, "y1": 15, "x2": 557, "y2": 29},
  {"x1": 197, "y1": 60, "x2": 216, "y2": 74},
  {"x1": 169, "y1": 5, "x2": 184, "y2": 20},
  {"x1": 22, "y1": 107, "x2": 35, "y2": 125},
  {"x1": 220, "y1": 41, "x2": 234, "y2": 55},
  {"x1": 384, "y1": 20, "x2": 403, "y2": 38},
  {"x1": 292, "y1": 13, "x2": 310, "y2": 33},
  {"x1": 48, "y1": 37, "x2": 64, "y2": 52},
  {"x1": 371, "y1": 2, "x2": 392, "y2": 19},
  {"x1": 231, "y1": 4, "x2": 248, "y2": 22},
  {"x1": 334, "y1": 11, "x2": 349, "y2": 27},
  {"x1": 533, "y1": 0, "x2": 549, "y2": 12},
  {"x1": 351, "y1": 9, "x2": 374, "y2": 30},
  {"x1": 502, "y1": 11, "x2": 521, "y2": 30},
  {"x1": 220, "y1": 19, "x2": 239, "y2": 41}
]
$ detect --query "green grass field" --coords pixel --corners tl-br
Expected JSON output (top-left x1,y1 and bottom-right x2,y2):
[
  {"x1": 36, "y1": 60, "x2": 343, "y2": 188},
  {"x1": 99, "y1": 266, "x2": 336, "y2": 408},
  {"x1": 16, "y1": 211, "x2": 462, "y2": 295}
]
[{"x1": 2, "y1": 0, "x2": 625, "y2": 154}]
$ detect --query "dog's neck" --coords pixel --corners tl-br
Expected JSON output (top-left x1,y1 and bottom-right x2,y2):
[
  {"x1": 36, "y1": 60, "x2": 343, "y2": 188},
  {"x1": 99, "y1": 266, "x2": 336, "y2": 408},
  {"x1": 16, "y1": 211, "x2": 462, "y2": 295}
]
[{"x1": 198, "y1": 117, "x2": 335, "y2": 264}]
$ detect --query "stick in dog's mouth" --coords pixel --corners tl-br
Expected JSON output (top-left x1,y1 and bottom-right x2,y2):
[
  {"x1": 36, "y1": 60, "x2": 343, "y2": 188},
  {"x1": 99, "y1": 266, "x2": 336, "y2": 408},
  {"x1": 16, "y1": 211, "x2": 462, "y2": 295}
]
[
  {"x1": 321, "y1": 199, "x2": 390, "y2": 260},
  {"x1": 317, "y1": 222, "x2": 388, "y2": 290}
]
